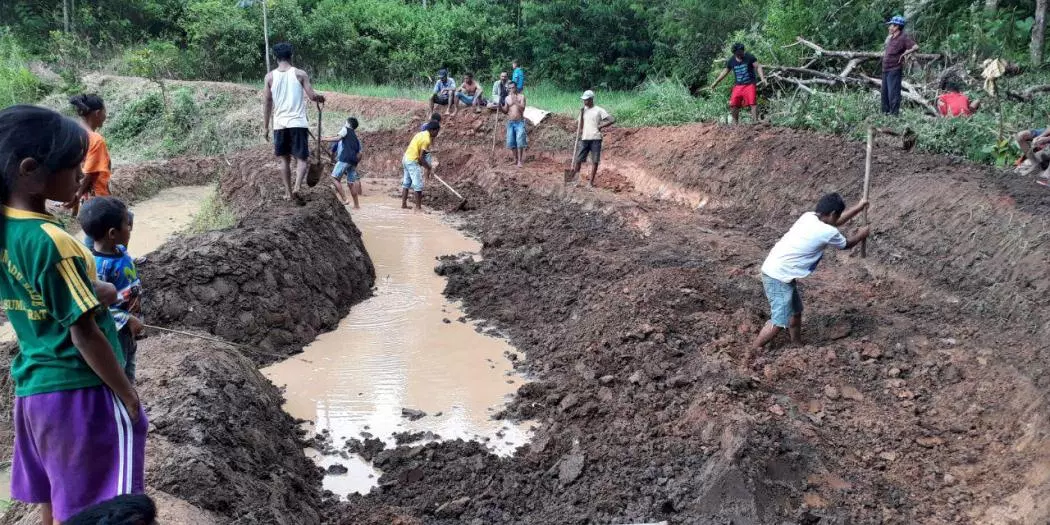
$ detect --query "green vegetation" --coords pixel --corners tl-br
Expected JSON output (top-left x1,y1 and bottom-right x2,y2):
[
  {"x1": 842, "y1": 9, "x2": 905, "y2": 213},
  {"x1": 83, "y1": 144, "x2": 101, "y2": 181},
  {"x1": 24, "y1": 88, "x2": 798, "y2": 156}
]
[
  {"x1": 5, "y1": 0, "x2": 1050, "y2": 165},
  {"x1": 0, "y1": 30, "x2": 47, "y2": 106},
  {"x1": 187, "y1": 186, "x2": 238, "y2": 234}
]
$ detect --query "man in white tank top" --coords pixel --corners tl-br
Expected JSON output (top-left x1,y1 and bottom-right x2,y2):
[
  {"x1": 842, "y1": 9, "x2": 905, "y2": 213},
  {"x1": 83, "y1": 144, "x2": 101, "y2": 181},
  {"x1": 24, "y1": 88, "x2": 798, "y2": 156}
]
[{"x1": 263, "y1": 42, "x2": 325, "y2": 202}]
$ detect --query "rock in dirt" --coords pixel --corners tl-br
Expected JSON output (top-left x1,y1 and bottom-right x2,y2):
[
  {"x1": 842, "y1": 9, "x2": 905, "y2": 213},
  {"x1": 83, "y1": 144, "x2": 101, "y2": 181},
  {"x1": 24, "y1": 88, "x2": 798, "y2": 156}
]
[
  {"x1": 327, "y1": 464, "x2": 350, "y2": 475},
  {"x1": 824, "y1": 385, "x2": 840, "y2": 400},
  {"x1": 840, "y1": 386, "x2": 864, "y2": 401},
  {"x1": 401, "y1": 408, "x2": 427, "y2": 420},
  {"x1": 434, "y1": 496, "x2": 472, "y2": 518},
  {"x1": 557, "y1": 445, "x2": 586, "y2": 486}
]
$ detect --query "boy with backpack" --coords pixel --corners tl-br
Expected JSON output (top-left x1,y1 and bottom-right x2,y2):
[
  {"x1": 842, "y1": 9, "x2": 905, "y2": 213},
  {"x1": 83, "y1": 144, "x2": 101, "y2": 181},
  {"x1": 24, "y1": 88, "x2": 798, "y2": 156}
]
[{"x1": 326, "y1": 117, "x2": 364, "y2": 208}]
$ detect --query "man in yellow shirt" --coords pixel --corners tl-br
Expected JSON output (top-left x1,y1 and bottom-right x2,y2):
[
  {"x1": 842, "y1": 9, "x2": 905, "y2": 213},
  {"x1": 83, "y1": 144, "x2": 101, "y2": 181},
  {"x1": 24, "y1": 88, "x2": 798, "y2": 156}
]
[{"x1": 401, "y1": 121, "x2": 440, "y2": 211}]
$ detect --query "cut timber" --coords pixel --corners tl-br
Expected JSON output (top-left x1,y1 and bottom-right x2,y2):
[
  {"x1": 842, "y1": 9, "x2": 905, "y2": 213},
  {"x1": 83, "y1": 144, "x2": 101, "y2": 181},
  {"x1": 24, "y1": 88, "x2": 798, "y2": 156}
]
[{"x1": 794, "y1": 36, "x2": 942, "y2": 62}]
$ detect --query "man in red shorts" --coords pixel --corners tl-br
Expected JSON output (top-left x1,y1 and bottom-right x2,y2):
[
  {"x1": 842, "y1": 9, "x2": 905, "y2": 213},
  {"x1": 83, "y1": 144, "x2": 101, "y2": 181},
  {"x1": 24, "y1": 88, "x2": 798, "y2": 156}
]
[{"x1": 711, "y1": 43, "x2": 766, "y2": 124}]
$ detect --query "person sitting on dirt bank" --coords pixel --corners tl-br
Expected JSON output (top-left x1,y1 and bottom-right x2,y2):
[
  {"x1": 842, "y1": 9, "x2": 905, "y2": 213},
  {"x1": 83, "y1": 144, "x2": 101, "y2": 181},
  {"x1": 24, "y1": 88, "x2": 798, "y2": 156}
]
[
  {"x1": 263, "y1": 42, "x2": 326, "y2": 203},
  {"x1": 0, "y1": 105, "x2": 146, "y2": 523},
  {"x1": 402, "y1": 121, "x2": 440, "y2": 211},
  {"x1": 1015, "y1": 127, "x2": 1050, "y2": 176},
  {"x1": 454, "y1": 73, "x2": 487, "y2": 115},
  {"x1": 751, "y1": 193, "x2": 870, "y2": 352},
  {"x1": 324, "y1": 117, "x2": 364, "y2": 208},
  {"x1": 80, "y1": 197, "x2": 145, "y2": 384},
  {"x1": 937, "y1": 81, "x2": 980, "y2": 118},
  {"x1": 568, "y1": 90, "x2": 615, "y2": 187},
  {"x1": 502, "y1": 82, "x2": 528, "y2": 168},
  {"x1": 710, "y1": 43, "x2": 766, "y2": 124},
  {"x1": 430, "y1": 69, "x2": 457, "y2": 116},
  {"x1": 492, "y1": 72, "x2": 511, "y2": 108}
]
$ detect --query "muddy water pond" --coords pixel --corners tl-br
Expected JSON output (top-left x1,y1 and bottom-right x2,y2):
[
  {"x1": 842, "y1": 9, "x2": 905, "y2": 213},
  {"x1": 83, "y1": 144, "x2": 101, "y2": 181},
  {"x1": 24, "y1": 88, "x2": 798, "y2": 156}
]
[{"x1": 263, "y1": 189, "x2": 528, "y2": 498}]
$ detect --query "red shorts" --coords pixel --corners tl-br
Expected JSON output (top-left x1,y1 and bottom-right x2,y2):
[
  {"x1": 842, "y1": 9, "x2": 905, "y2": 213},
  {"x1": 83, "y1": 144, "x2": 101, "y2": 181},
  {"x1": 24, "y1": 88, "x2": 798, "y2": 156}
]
[{"x1": 729, "y1": 84, "x2": 757, "y2": 108}]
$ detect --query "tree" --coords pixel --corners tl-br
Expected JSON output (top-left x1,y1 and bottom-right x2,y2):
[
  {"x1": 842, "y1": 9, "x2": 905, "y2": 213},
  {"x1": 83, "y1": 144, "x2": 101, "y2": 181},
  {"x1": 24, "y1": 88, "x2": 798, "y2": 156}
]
[
  {"x1": 1033, "y1": 0, "x2": 1047, "y2": 65},
  {"x1": 127, "y1": 41, "x2": 180, "y2": 106},
  {"x1": 237, "y1": 0, "x2": 271, "y2": 73}
]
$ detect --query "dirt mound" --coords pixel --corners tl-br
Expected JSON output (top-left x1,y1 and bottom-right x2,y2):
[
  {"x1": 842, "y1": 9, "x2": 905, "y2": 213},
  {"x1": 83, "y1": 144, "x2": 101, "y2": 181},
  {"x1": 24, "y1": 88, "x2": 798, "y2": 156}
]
[
  {"x1": 108, "y1": 155, "x2": 229, "y2": 202},
  {"x1": 136, "y1": 333, "x2": 323, "y2": 523},
  {"x1": 140, "y1": 149, "x2": 376, "y2": 363}
]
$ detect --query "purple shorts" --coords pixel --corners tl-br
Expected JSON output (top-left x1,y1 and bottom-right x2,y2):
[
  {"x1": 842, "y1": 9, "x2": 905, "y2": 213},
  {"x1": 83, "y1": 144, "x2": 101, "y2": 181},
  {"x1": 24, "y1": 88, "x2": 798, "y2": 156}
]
[{"x1": 11, "y1": 385, "x2": 147, "y2": 521}]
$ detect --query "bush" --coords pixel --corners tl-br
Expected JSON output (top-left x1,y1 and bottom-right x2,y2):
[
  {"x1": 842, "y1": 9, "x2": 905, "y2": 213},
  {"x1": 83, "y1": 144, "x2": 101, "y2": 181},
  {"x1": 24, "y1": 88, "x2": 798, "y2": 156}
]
[
  {"x1": 107, "y1": 92, "x2": 164, "y2": 143},
  {"x1": 0, "y1": 30, "x2": 48, "y2": 106}
]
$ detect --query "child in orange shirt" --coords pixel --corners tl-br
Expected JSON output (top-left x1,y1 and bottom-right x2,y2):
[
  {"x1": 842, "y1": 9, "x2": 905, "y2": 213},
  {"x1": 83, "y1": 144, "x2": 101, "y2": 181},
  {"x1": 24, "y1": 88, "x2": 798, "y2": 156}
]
[{"x1": 67, "y1": 94, "x2": 112, "y2": 210}]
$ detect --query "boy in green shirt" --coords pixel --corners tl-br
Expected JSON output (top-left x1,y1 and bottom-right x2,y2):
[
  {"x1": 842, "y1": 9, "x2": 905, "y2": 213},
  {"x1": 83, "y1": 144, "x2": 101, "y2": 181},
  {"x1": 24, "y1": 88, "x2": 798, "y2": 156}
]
[{"x1": 0, "y1": 106, "x2": 146, "y2": 523}]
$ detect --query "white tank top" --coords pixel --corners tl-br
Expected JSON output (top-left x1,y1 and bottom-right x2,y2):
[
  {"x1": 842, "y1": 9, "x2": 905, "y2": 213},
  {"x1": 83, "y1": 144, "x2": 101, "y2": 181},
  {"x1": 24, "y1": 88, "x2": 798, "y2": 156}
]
[{"x1": 270, "y1": 68, "x2": 308, "y2": 129}]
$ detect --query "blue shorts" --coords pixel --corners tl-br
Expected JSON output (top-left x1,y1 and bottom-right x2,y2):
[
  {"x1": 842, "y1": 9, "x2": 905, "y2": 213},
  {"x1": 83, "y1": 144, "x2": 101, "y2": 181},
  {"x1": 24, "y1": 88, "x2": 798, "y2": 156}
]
[
  {"x1": 402, "y1": 157, "x2": 424, "y2": 192},
  {"x1": 331, "y1": 161, "x2": 360, "y2": 183},
  {"x1": 506, "y1": 120, "x2": 527, "y2": 150},
  {"x1": 457, "y1": 93, "x2": 482, "y2": 106},
  {"x1": 762, "y1": 273, "x2": 803, "y2": 328},
  {"x1": 1032, "y1": 128, "x2": 1047, "y2": 138}
]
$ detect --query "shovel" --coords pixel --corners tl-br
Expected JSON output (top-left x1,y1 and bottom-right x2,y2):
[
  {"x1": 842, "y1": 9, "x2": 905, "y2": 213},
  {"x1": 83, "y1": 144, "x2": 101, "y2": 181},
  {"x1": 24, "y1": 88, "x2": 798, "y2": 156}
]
[
  {"x1": 305, "y1": 100, "x2": 325, "y2": 188},
  {"x1": 563, "y1": 106, "x2": 585, "y2": 184},
  {"x1": 431, "y1": 162, "x2": 469, "y2": 211}
]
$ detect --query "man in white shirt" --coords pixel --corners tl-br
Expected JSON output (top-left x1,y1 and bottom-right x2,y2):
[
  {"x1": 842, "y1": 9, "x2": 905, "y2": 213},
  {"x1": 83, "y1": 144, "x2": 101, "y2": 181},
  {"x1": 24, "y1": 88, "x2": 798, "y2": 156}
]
[
  {"x1": 263, "y1": 42, "x2": 325, "y2": 202},
  {"x1": 569, "y1": 90, "x2": 615, "y2": 187},
  {"x1": 751, "y1": 193, "x2": 870, "y2": 351}
]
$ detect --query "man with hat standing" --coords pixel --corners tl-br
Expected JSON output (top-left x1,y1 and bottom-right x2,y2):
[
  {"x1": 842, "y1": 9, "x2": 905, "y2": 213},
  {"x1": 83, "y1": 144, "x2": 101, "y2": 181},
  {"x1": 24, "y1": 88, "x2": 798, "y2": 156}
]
[
  {"x1": 710, "y1": 43, "x2": 766, "y2": 124},
  {"x1": 569, "y1": 90, "x2": 616, "y2": 187},
  {"x1": 881, "y1": 15, "x2": 919, "y2": 115}
]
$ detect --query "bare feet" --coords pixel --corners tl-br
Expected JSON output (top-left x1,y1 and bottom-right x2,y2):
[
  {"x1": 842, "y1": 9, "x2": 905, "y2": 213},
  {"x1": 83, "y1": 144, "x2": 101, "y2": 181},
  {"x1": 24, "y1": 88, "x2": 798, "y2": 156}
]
[
  {"x1": 517, "y1": 162, "x2": 523, "y2": 168},
  {"x1": 401, "y1": 204, "x2": 411, "y2": 209}
]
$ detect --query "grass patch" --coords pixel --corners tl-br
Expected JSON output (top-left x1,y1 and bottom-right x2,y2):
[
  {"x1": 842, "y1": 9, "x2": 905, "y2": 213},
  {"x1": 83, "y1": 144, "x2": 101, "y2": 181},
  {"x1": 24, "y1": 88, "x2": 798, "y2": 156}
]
[
  {"x1": 0, "y1": 30, "x2": 49, "y2": 106},
  {"x1": 186, "y1": 187, "x2": 237, "y2": 234}
]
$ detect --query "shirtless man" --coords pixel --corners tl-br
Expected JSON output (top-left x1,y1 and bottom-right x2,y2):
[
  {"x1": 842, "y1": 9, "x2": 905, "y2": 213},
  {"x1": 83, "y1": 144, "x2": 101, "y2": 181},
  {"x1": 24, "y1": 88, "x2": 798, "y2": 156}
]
[
  {"x1": 453, "y1": 72, "x2": 486, "y2": 115},
  {"x1": 501, "y1": 83, "x2": 527, "y2": 167},
  {"x1": 263, "y1": 42, "x2": 325, "y2": 202}
]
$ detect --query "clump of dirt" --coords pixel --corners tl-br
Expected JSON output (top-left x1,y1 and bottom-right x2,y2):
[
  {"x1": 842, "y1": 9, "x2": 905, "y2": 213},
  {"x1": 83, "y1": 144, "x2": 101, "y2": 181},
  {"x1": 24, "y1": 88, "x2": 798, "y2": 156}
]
[
  {"x1": 136, "y1": 333, "x2": 324, "y2": 523},
  {"x1": 140, "y1": 148, "x2": 376, "y2": 363}
]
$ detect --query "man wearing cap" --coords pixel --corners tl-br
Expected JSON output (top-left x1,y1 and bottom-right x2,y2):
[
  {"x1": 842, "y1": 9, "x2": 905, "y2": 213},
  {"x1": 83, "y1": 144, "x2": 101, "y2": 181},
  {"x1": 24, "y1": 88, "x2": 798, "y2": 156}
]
[
  {"x1": 569, "y1": 90, "x2": 615, "y2": 187},
  {"x1": 710, "y1": 43, "x2": 766, "y2": 124},
  {"x1": 881, "y1": 15, "x2": 919, "y2": 116},
  {"x1": 430, "y1": 69, "x2": 457, "y2": 116}
]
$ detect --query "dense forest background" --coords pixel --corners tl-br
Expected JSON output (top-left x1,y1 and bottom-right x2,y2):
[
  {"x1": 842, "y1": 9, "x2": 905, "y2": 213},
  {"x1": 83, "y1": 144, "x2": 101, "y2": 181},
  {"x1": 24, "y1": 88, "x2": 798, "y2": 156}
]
[
  {"x1": 4, "y1": 0, "x2": 1050, "y2": 165},
  {"x1": 2, "y1": 0, "x2": 1047, "y2": 90}
]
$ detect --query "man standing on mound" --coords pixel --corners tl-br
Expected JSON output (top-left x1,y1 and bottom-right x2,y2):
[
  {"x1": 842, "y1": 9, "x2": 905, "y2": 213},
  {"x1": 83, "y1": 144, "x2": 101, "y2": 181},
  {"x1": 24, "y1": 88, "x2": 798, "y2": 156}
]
[
  {"x1": 710, "y1": 43, "x2": 766, "y2": 124},
  {"x1": 263, "y1": 42, "x2": 325, "y2": 202}
]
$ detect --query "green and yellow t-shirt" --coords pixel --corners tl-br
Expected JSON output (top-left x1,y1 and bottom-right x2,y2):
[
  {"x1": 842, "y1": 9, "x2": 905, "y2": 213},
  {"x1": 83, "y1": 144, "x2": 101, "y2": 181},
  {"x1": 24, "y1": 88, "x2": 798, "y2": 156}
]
[
  {"x1": 404, "y1": 131, "x2": 432, "y2": 162},
  {"x1": 0, "y1": 207, "x2": 123, "y2": 397}
]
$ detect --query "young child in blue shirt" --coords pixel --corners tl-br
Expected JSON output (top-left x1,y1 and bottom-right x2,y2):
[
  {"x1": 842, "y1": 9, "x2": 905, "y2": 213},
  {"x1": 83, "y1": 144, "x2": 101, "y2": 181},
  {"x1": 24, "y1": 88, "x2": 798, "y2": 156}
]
[{"x1": 78, "y1": 197, "x2": 143, "y2": 382}]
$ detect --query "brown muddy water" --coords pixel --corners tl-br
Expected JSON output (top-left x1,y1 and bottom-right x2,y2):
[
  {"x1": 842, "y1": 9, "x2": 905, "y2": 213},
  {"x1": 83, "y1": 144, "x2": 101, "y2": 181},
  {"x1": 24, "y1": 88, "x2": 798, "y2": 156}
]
[{"x1": 263, "y1": 185, "x2": 529, "y2": 498}]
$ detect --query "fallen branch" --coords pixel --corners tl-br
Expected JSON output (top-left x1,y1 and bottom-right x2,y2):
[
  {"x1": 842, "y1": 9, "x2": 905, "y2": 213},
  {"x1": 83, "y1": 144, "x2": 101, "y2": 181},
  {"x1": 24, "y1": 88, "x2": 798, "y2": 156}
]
[
  {"x1": 859, "y1": 74, "x2": 938, "y2": 115},
  {"x1": 1005, "y1": 84, "x2": 1050, "y2": 102},
  {"x1": 766, "y1": 65, "x2": 864, "y2": 85},
  {"x1": 795, "y1": 36, "x2": 942, "y2": 62}
]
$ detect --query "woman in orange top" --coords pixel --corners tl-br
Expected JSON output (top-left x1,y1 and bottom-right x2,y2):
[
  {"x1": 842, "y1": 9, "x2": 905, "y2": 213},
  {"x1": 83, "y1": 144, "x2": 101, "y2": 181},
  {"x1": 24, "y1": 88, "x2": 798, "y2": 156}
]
[{"x1": 67, "y1": 94, "x2": 111, "y2": 211}]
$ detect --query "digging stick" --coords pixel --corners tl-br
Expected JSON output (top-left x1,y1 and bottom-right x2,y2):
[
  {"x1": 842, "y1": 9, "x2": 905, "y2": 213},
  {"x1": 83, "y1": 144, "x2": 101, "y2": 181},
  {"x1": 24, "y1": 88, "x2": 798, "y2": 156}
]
[
  {"x1": 564, "y1": 106, "x2": 584, "y2": 184},
  {"x1": 143, "y1": 323, "x2": 313, "y2": 363},
  {"x1": 861, "y1": 126, "x2": 873, "y2": 258}
]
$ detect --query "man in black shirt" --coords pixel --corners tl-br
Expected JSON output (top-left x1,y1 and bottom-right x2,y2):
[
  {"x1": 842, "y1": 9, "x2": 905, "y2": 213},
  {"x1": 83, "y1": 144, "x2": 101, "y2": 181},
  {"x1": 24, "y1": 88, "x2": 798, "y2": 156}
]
[{"x1": 710, "y1": 43, "x2": 766, "y2": 124}]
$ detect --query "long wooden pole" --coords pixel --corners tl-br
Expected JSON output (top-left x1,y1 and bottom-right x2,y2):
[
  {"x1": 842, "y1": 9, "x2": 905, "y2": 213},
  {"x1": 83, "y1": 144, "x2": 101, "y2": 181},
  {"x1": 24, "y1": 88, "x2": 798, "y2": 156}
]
[
  {"x1": 263, "y1": 0, "x2": 271, "y2": 72},
  {"x1": 861, "y1": 126, "x2": 873, "y2": 258}
]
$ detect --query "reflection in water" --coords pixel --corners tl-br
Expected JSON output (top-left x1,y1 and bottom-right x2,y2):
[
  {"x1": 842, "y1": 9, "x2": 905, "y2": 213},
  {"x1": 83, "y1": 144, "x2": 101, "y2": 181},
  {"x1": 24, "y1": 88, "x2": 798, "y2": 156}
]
[{"x1": 263, "y1": 190, "x2": 529, "y2": 498}]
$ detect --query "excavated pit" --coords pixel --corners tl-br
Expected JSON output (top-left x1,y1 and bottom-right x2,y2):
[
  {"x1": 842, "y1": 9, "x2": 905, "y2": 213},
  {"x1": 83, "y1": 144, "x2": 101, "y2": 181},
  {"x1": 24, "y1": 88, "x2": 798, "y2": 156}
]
[{"x1": 0, "y1": 89, "x2": 1048, "y2": 524}]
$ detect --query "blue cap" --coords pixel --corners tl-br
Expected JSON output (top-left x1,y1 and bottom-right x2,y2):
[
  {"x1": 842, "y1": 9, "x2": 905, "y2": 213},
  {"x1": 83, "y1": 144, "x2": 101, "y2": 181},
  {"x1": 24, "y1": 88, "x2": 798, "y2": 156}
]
[{"x1": 886, "y1": 15, "x2": 906, "y2": 27}]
